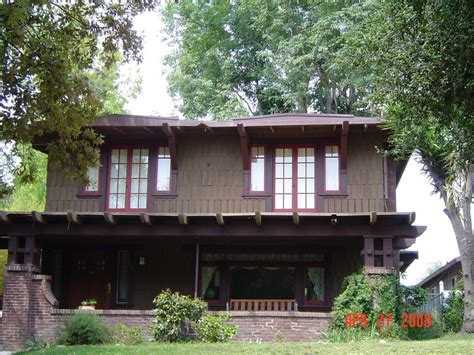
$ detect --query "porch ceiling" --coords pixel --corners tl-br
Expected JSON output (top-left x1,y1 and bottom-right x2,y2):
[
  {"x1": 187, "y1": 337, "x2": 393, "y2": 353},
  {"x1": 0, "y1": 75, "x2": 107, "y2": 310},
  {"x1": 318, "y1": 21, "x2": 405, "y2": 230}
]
[{"x1": 0, "y1": 211, "x2": 426, "y2": 243}]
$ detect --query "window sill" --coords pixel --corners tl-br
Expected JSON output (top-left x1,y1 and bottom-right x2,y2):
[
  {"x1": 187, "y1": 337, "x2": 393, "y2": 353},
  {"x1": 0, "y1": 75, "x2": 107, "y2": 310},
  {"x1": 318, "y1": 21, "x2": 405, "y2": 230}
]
[
  {"x1": 318, "y1": 193, "x2": 348, "y2": 197},
  {"x1": 152, "y1": 194, "x2": 178, "y2": 199},
  {"x1": 76, "y1": 193, "x2": 102, "y2": 199},
  {"x1": 242, "y1": 193, "x2": 271, "y2": 199}
]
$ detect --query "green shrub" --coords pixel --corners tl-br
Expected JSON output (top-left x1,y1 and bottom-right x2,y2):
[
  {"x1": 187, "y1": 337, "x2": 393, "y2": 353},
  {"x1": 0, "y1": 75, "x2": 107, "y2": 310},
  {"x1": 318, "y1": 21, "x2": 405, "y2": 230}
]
[
  {"x1": 194, "y1": 314, "x2": 237, "y2": 342},
  {"x1": 406, "y1": 313, "x2": 443, "y2": 340},
  {"x1": 152, "y1": 289, "x2": 207, "y2": 342},
  {"x1": 442, "y1": 287, "x2": 464, "y2": 333},
  {"x1": 331, "y1": 271, "x2": 403, "y2": 333},
  {"x1": 58, "y1": 312, "x2": 110, "y2": 345},
  {"x1": 112, "y1": 324, "x2": 143, "y2": 345},
  {"x1": 402, "y1": 286, "x2": 427, "y2": 312}
]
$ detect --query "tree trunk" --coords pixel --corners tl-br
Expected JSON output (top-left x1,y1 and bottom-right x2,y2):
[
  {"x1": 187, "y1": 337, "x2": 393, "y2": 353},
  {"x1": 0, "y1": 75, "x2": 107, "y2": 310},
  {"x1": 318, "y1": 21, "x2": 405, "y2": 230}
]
[{"x1": 441, "y1": 167, "x2": 474, "y2": 333}]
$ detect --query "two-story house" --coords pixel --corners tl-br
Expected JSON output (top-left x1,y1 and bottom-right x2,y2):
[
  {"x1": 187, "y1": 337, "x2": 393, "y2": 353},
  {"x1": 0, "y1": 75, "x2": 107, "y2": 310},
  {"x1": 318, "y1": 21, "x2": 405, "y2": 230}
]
[{"x1": 0, "y1": 113, "x2": 426, "y2": 348}]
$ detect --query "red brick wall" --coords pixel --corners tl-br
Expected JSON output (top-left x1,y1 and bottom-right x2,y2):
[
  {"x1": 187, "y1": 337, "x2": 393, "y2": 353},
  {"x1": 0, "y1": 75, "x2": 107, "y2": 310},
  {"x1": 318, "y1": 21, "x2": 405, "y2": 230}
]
[{"x1": 0, "y1": 271, "x2": 332, "y2": 350}]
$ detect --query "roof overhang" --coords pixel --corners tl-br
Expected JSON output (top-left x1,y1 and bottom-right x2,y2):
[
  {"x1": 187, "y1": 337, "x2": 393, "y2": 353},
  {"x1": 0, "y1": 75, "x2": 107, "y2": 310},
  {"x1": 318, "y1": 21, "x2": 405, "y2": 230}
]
[{"x1": 0, "y1": 211, "x2": 425, "y2": 244}]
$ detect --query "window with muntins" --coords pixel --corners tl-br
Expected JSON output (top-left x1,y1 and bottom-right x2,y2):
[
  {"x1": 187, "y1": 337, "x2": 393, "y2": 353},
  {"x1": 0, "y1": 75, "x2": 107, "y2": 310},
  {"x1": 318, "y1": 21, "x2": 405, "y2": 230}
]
[
  {"x1": 250, "y1": 146, "x2": 265, "y2": 192},
  {"x1": 274, "y1": 147, "x2": 315, "y2": 211},
  {"x1": 325, "y1": 145, "x2": 340, "y2": 191},
  {"x1": 156, "y1": 147, "x2": 171, "y2": 192},
  {"x1": 108, "y1": 148, "x2": 149, "y2": 210}
]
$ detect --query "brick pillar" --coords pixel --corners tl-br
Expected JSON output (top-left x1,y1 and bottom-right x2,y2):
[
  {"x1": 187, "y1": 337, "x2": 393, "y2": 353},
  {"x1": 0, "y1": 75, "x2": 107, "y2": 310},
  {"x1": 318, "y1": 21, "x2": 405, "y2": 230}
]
[{"x1": 0, "y1": 236, "x2": 40, "y2": 350}]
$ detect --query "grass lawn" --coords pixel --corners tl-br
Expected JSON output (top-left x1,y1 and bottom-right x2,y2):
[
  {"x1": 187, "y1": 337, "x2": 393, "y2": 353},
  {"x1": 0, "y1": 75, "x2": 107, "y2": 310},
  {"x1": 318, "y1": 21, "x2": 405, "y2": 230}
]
[{"x1": 24, "y1": 334, "x2": 474, "y2": 354}]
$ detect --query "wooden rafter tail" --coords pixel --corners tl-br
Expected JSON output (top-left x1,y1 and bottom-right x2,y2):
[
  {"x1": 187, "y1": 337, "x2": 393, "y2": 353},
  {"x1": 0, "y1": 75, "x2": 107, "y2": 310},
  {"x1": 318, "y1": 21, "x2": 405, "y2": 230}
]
[
  {"x1": 216, "y1": 213, "x2": 225, "y2": 226},
  {"x1": 140, "y1": 212, "x2": 152, "y2": 226},
  {"x1": 67, "y1": 210, "x2": 81, "y2": 224},
  {"x1": 162, "y1": 122, "x2": 178, "y2": 170},
  {"x1": 32, "y1": 211, "x2": 45, "y2": 224},
  {"x1": 104, "y1": 212, "x2": 117, "y2": 225},
  {"x1": 292, "y1": 212, "x2": 300, "y2": 225},
  {"x1": 178, "y1": 213, "x2": 188, "y2": 225},
  {"x1": 408, "y1": 212, "x2": 416, "y2": 225},
  {"x1": 254, "y1": 211, "x2": 262, "y2": 226},
  {"x1": 0, "y1": 211, "x2": 10, "y2": 223},
  {"x1": 369, "y1": 211, "x2": 377, "y2": 225},
  {"x1": 237, "y1": 123, "x2": 250, "y2": 170}
]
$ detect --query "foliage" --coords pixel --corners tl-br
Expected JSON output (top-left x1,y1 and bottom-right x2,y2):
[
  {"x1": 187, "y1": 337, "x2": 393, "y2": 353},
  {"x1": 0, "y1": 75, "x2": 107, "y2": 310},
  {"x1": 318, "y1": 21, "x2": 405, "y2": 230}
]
[
  {"x1": 340, "y1": 0, "x2": 474, "y2": 332},
  {"x1": 194, "y1": 314, "x2": 237, "y2": 343},
  {"x1": 161, "y1": 0, "x2": 373, "y2": 119},
  {"x1": 401, "y1": 286, "x2": 428, "y2": 313},
  {"x1": 57, "y1": 312, "x2": 110, "y2": 345},
  {"x1": 331, "y1": 271, "x2": 403, "y2": 332},
  {"x1": 442, "y1": 286, "x2": 465, "y2": 333},
  {"x1": 152, "y1": 289, "x2": 207, "y2": 342},
  {"x1": 80, "y1": 299, "x2": 97, "y2": 306},
  {"x1": 24, "y1": 336, "x2": 48, "y2": 351},
  {"x1": 111, "y1": 324, "x2": 143, "y2": 345},
  {"x1": 406, "y1": 313, "x2": 443, "y2": 340},
  {"x1": 0, "y1": 0, "x2": 158, "y2": 197}
]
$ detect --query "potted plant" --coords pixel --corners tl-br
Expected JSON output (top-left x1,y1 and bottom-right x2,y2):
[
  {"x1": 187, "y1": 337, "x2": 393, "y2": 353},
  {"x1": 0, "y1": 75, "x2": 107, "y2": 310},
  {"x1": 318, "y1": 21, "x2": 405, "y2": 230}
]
[{"x1": 79, "y1": 299, "x2": 97, "y2": 310}]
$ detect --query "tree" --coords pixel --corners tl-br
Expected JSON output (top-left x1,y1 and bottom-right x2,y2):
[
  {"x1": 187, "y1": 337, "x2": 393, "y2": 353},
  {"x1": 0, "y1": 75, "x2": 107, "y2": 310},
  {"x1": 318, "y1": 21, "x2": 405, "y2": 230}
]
[
  {"x1": 0, "y1": 0, "x2": 158, "y2": 198},
  {"x1": 161, "y1": 0, "x2": 373, "y2": 120},
  {"x1": 341, "y1": 0, "x2": 473, "y2": 332}
]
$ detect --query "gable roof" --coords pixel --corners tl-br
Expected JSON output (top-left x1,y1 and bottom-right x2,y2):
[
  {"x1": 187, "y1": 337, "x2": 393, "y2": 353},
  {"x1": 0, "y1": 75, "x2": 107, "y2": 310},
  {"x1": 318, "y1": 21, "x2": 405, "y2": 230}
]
[{"x1": 417, "y1": 257, "x2": 462, "y2": 288}]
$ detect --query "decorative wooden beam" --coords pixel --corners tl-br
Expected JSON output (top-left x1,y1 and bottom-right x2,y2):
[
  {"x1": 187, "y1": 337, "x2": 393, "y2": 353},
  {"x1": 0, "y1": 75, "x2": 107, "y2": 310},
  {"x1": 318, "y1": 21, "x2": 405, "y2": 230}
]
[
  {"x1": 333, "y1": 124, "x2": 337, "y2": 133},
  {"x1": 162, "y1": 123, "x2": 178, "y2": 170},
  {"x1": 363, "y1": 124, "x2": 368, "y2": 133},
  {"x1": 175, "y1": 126, "x2": 184, "y2": 133},
  {"x1": 67, "y1": 210, "x2": 81, "y2": 224},
  {"x1": 269, "y1": 126, "x2": 275, "y2": 134},
  {"x1": 369, "y1": 211, "x2": 377, "y2": 225},
  {"x1": 194, "y1": 241, "x2": 200, "y2": 299},
  {"x1": 216, "y1": 213, "x2": 225, "y2": 226},
  {"x1": 178, "y1": 213, "x2": 188, "y2": 225},
  {"x1": 112, "y1": 126, "x2": 126, "y2": 135},
  {"x1": 408, "y1": 212, "x2": 416, "y2": 225},
  {"x1": 204, "y1": 126, "x2": 213, "y2": 134},
  {"x1": 143, "y1": 126, "x2": 155, "y2": 135},
  {"x1": 104, "y1": 212, "x2": 117, "y2": 225},
  {"x1": 0, "y1": 212, "x2": 10, "y2": 223},
  {"x1": 301, "y1": 125, "x2": 305, "y2": 133},
  {"x1": 254, "y1": 211, "x2": 262, "y2": 226},
  {"x1": 140, "y1": 213, "x2": 152, "y2": 226},
  {"x1": 292, "y1": 212, "x2": 300, "y2": 225},
  {"x1": 340, "y1": 120, "x2": 349, "y2": 170},
  {"x1": 32, "y1": 211, "x2": 45, "y2": 224},
  {"x1": 237, "y1": 123, "x2": 250, "y2": 170}
]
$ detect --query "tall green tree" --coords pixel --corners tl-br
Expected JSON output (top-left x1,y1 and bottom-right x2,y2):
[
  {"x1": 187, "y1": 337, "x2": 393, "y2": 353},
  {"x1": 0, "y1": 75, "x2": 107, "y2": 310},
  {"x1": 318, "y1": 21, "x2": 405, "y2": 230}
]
[
  {"x1": 161, "y1": 0, "x2": 373, "y2": 120},
  {"x1": 341, "y1": 0, "x2": 473, "y2": 332},
  {"x1": 0, "y1": 0, "x2": 158, "y2": 198}
]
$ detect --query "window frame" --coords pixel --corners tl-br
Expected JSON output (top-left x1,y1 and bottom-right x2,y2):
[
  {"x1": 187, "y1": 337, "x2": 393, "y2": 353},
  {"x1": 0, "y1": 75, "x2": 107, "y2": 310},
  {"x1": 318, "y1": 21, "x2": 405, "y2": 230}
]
[
  {"x1": 323, "y1": 144, "x2": 341, "y2": 193},
  {"x1": 116, "y1": 250, "x2": 131, "y2": 305},
  {"x1": 249, "y1": 145, "x2": 267, "y2": 195},
  {"x1": 199, "y1": 263, "x2": 224, "y2": 306},
  {"x1": 302, "y1": 264, "x2": 328, "y2": 306},
  {"x1": 106, "y1": 146, "x2": 150, "y2": 212},
  {"x1": 273, "y1": 145, "x2": 317, "y2": 212},
  {"x1": 154, "y1": 145, "x2": 172, "y2": 195},
  {"x1": 78, "y1": 149, "x2": 103, "y2": 197}
]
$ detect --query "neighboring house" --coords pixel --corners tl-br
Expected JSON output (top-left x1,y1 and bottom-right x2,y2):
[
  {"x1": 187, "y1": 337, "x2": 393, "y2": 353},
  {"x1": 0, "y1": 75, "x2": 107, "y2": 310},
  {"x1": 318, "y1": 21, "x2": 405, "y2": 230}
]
[
  {"x1": 418, "y1": 257, "x2": 462, "y2": 294},
  {"x1": 0, "y1": 113, "x2": 426, "y2": 348}
]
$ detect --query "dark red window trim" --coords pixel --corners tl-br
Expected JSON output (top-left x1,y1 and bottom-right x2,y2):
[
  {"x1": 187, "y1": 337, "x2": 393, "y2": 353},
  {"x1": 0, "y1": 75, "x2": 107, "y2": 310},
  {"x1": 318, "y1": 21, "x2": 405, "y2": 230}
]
[
  {"x1": 106, "y1": 146, "x2": 149, "y2": 212},
  {"x1": 273, "y1": 145, "x2": 317, "y2": 212}
]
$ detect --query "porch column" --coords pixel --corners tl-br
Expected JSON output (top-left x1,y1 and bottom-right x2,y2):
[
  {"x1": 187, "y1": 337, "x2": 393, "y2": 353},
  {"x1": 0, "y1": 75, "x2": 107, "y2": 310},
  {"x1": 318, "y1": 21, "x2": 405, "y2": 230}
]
[
  {"x1": 0, "y1": 236, "x2": 40, "y2": 350},
  {"x1": 194, "y1": 241, "x2": 200, "y2": 299}
]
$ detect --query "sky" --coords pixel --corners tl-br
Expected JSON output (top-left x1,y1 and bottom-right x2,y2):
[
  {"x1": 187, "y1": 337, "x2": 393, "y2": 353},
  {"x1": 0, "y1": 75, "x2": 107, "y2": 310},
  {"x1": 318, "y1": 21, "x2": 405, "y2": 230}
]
[{"x1": 122, "y1": 12, "x2": 461, "y2": 286}]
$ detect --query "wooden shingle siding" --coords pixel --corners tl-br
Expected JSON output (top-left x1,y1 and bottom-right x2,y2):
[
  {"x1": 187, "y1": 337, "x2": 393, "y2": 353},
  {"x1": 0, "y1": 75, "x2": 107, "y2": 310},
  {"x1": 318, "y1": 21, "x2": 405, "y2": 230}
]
[{"x1": 44, "y1": 132, "x2": 392, "y2": 213}]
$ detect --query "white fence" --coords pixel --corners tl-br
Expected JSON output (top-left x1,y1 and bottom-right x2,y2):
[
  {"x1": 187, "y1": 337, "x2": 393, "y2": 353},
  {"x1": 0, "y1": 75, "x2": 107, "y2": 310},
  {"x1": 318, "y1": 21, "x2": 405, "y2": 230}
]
[{"x1": 417, "y1": 293, "x2": 444, "y2": 315}]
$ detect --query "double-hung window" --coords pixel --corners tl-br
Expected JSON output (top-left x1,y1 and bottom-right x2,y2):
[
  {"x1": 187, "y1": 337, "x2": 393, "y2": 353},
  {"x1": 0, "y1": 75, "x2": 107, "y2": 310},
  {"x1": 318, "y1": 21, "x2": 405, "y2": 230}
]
[
  {"x1": 274, "y1": 147, "x2": 315, "y2": 211},
  {"x1": 156, "y1": 147, "x2": 171, "y2": 192},
  {"x1": 250, "y1": 146, "x2": 265, "y2": 192},
  {"x1": 325, "y1": 145, "x2": 340, "y2": 192},
  {"x1": 107, "y1": 148, "x2": 149, "y2": 211}
]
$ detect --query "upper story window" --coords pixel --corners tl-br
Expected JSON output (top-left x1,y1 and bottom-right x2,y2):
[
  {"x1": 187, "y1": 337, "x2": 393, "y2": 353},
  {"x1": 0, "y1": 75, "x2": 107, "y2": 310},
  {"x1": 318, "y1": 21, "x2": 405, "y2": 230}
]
[
  {"x1": 108, "y1": 148, "x2": 149, "y2": 211},
  {"x1": 85, "y1": 165, "x2": 99, "y2": 192},
  {"x1": 274, "y1": 147, "x2": 315, "y2": 211},
  {"x1": 250, "y1": 146, "x2": 265, "y2": 192},
  {"x1": 325, "y1": 145, "x2": 339, "y2": 191},
  {"x1": 156, "y1": 147, "x2": 171, "y2": 192}
]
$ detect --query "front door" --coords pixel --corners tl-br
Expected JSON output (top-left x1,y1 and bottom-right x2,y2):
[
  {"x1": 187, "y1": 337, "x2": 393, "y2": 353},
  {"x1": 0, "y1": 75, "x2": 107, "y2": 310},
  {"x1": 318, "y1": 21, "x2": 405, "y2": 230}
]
[{"x1": 67, "y1": 252, "x2": 113, "y2": 309}]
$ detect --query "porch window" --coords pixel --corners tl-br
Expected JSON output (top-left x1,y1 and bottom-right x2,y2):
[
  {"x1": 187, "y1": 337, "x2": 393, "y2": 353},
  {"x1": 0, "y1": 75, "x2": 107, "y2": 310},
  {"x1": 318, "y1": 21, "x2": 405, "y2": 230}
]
[
  {"x1": 116, "y1": 251, "x2": 130, "y2": 304},
  {"x1": 108, "y1": 148, "x2": 149, "y2": 210},
  {"x1": 274, "y1": 147, "x2": 315, "y2": 211},
  {"x1": 304, "y1": 267, "x2": 325, "y2": 303},
  {"x1": 201, "y1": 266, "x2": 220, "y2": 301},
  {"x1": 250, "y1": 146, "x2": 265, "y2": 192},
  {"x1": 156, "y1": 147, "x2": 171, "y2": 192},
  {"x1": 230, "y1": 267, "x2": 294, "y2": 299},
  {"x1": 325, "y1": 145, "x2": 339, "y2": 191}
]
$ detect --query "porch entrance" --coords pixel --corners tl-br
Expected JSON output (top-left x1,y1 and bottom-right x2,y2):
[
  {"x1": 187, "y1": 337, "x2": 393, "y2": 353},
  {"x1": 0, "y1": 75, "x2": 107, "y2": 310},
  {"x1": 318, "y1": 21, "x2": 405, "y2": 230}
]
[{"x1": 67, "y1": 251, "x2": 113, "y2": 309}]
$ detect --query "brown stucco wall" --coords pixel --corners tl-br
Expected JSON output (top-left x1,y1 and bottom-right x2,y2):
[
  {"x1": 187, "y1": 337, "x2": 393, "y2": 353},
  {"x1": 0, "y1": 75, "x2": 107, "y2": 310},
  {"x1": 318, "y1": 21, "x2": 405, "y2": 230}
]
[{"x1": 45, "y1": 132, "x2": 392, "y2": 213}]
